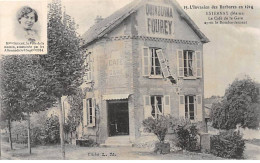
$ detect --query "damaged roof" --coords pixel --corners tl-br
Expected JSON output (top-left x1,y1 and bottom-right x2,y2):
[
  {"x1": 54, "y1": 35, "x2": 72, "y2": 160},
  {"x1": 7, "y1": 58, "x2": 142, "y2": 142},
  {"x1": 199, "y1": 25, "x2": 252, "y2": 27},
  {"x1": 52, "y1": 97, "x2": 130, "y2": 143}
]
[{"x1": 81, "y1": 0, "x2": 209, "y2": 48}]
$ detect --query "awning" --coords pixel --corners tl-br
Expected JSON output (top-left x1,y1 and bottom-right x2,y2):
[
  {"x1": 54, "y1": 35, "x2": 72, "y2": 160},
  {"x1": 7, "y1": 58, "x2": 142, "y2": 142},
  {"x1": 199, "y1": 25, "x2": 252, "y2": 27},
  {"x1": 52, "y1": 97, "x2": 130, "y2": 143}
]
[{"x1": 102, "y1": 94, "x2": 130, "y2": 100}]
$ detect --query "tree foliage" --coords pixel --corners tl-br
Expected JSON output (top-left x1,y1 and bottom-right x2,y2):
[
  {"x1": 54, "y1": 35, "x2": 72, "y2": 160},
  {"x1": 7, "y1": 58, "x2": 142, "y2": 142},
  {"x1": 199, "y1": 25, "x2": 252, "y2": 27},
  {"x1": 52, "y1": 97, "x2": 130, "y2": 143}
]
[
  {"x1": 0, "y1": 56, "x2": 25, "y2": 123},
  {"x1": 40, "y1": 0, "x2": 84, "y2": 99},
  {"x1": 64, "y1": 89, "x2": 83, "y2": 133},
  {"x1": 211, "y1": 77, "x2": 260, "y2": 130},
  {"x1": 0, "y1": 55, "x2": 56, "y2": 120}
]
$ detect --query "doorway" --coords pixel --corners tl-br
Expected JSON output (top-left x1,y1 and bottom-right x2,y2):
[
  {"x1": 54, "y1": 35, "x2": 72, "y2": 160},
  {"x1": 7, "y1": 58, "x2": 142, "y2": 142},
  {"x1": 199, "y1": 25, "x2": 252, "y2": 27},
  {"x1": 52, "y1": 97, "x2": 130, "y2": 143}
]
[{"x1": 107, "y1": 100, "x2": 129, "y2": 136}]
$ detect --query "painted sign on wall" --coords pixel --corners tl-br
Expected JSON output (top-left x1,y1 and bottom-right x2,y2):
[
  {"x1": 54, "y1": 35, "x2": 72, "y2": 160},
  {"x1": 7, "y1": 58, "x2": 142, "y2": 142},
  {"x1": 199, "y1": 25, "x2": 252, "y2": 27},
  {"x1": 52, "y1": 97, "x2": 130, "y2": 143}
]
[
  {"x1": 145, "y1": 3, "x2": 174, "y2": 38},
  {"x1": 105, "y1": 50, "x2": 128, "y2": 90}
]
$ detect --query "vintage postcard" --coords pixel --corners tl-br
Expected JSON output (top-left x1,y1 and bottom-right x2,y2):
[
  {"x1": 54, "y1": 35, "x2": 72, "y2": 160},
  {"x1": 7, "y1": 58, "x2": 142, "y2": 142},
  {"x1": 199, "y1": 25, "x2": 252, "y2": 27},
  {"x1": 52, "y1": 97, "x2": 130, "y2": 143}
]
[{"x1": 0, "y1": 0, "x2": 259, "y2": 160}]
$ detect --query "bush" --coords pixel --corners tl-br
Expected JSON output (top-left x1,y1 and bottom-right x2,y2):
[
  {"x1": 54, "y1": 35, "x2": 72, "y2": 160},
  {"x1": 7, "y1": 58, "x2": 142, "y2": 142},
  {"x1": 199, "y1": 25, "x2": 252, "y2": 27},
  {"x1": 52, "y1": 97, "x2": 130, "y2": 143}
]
[
  {"x1": 143, "y1": 116, "x2": 170, "y2": 154},
  {"x1": 175, "y1": 121, "x2": 200, "y2": 151},
  {"x1": 143, "y1": 116, "x2": 169, "y2": 143},
  {"x1": 31, "y1": 127, "x2": 44, "y2": 146},
  {"x1": 41, "y1": 115, "x2": 60, "y2": 144},
  {"x1": 210, "y1": 130, "x2": 245, "y2": 159}
]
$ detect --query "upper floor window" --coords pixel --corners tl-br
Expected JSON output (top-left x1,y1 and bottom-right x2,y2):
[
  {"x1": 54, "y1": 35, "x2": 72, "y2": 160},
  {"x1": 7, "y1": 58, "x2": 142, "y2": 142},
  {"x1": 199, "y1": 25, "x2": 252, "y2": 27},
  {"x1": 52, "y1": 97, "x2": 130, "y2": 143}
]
[
  {"x1": 150, "y1": 48, "x2": 162, "y2": 76},
  {"x1": 142, "y1": 47, "x2": 172, "y2": 78},
  {"x1": 184, "y1": 50, "x2": 194, "y2": 77},
  {"x1": 177, "y1": 50, "x2": 202, "y2": 79},
  {"x1": 84, "y1": 52, "x2": 93, "y2": 82}
]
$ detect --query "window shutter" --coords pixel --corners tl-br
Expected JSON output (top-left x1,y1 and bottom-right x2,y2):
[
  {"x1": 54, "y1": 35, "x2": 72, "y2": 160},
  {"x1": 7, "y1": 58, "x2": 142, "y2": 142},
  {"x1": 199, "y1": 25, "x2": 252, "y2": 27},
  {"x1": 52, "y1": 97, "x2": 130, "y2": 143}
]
[
  {"x1": 87, "y1": 100, "x2": 91, "y2": 126},
  {"x1": 91, "y1": 60, "x2": 94, "y2": 81},
  {"x1": 163, "y1": 95, "x2": 171, "y2": 115},
  {"x1": 88, "y1": 63, "x2": 91, "y2": 81},
  {"x1": 192, "y1": 52, "x2": 196, "y2": 77},
  {"x1": 91, "y1": 98, "x2": 96, "y2": 127},
  {"x1": 82, "y1": 99, "x2": 88, "y2": 126},
  {"x1": 143, "y1": 95, "x2": 151, "y2": 119},
  {"x1": 177, "y1": 50, "x2": 184, "y2": 77},
  {"x1": 179, "y1": 95, "x2": 185, "y2": 118},
  {"x1": 195, "y1": 51, "x2": 202, "y2": 78},
  {"x1": 196, "y1": 95, "x2": 203, "y2": 121},
  {"x1": 156, "y1": 49, "x2": 170, "y2": 78},
  {"x1": 142, "y1": 47, "x2": 150, "y2": 76}
]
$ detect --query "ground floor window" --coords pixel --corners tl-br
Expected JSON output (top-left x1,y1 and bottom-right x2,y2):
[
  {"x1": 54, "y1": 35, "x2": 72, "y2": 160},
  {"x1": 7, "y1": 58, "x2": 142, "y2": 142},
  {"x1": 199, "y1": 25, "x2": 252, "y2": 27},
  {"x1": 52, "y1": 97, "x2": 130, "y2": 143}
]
[
  {"x1": 87, "y1": 99, "x2": 93, "y2": 124},
  {"x1": 83, "y1": 98, "x2": 95, "y2": 127},
  {"x1": 144, "y1": 95, "x2": 170, "y2": 119},
  {"x1": 151, "y1": 96, "x2": 163, "y2": 118},
  {"x1": 185, "y1": 95, "x2": 195, "y2": 120}
]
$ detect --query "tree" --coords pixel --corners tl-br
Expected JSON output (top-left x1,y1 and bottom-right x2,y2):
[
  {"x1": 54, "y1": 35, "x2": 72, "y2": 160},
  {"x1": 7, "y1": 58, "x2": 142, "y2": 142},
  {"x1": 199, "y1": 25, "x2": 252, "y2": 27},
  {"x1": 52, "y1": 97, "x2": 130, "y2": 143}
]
[
  {"x1": 0, "y1": 55, "x2": 55, "y2": 153},
  {"x1": 0, "y1": 56, "x2": 25, "y2": 150},
  {"x1": 211, "y1": 77, "x2": 260, "y2": 130},
  {"x1": 40, "y1": 0, "x2": 84, "y2": 159},
  {"x1": 17, "y1": 55, "x2": 55, "y2": 154}
]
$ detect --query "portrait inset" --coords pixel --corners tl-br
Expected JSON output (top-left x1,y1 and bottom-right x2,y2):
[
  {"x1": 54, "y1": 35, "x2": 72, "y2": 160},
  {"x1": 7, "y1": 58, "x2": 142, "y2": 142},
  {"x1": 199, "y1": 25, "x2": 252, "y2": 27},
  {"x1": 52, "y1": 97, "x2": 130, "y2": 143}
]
[
  {"x1": 0, "y1": 0, "x2": 47, "y2": 55},
  {"x1": 15, "y1": 6, "x2": 40, "y2": 42}
]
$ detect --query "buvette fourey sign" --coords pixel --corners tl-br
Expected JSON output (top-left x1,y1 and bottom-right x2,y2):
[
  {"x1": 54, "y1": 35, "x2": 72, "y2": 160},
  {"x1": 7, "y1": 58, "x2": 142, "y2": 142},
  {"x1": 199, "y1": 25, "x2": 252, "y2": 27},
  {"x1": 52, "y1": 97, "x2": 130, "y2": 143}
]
[{"x1": 146, "y1": 3, "x2": 174, "y2": 37}]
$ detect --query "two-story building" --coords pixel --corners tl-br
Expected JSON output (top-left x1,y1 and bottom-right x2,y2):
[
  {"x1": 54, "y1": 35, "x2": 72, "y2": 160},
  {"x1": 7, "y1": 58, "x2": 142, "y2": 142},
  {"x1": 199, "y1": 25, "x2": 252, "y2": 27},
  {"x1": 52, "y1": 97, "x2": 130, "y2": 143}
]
[{"x1": 79, "y1": 0, "x2": 209, "y2": 145}]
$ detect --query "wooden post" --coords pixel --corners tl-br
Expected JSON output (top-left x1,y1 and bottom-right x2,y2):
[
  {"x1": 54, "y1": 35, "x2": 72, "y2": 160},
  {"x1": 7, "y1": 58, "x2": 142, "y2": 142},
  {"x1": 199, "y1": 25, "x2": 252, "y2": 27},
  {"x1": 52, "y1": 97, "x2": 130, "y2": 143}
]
[
  {"x1": 8, "y1": 119, "x2": 13, "y2": 150},
  {"x1": 27, "y1": 112, "x2": 31, "y2": 154},
  {"x1": 58, "y1": 97, "x2": 65, "y2": 159}
]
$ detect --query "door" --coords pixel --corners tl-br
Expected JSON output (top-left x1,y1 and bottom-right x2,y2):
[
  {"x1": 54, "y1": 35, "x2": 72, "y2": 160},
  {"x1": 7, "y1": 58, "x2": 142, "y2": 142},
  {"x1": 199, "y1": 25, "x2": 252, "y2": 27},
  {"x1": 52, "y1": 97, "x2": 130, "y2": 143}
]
[{"x1": 108, "y1": 100, "x2": 129, "y2": 136}]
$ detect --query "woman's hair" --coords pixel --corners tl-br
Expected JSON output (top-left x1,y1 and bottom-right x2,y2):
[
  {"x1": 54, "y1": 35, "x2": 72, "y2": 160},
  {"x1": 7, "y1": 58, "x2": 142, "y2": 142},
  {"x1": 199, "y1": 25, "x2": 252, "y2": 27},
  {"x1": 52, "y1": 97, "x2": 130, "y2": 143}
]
[{"x1": 17, "y1": 6, "x2": 38, "y2": 23}]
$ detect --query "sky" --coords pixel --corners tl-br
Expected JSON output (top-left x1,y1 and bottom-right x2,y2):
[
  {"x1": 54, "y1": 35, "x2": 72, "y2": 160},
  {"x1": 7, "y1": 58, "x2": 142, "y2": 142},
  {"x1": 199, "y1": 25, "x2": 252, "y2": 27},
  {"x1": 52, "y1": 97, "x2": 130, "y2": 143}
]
[{"x1": 63, "y1": 0, "x2": 260, "y2": 98}]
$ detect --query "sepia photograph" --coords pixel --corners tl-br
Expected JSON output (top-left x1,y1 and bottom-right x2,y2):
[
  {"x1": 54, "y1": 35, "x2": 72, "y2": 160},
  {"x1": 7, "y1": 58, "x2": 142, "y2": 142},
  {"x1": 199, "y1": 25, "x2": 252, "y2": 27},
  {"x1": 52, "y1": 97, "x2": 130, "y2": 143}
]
[{"x1": 0, "y1": 0, "x2": 259, "y2": 160}]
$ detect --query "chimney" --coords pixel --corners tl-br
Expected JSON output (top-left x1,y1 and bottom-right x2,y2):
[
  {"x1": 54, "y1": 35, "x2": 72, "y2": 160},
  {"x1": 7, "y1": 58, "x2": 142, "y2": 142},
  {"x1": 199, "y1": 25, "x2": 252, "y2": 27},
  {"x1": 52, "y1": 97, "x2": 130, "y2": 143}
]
[{"x1": 95, "y1": 15, "x2": 103, "y2": 24}]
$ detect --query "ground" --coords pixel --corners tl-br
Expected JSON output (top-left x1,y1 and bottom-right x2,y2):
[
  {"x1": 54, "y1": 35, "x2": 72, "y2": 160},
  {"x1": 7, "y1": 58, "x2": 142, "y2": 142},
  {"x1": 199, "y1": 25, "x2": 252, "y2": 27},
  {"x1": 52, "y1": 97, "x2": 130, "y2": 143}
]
[
  {"x1": 1, "y1": 141, "x2": 223, "y2": 160},
  {"x1": 1, "y1": 140, "x2": 260, "y2": 160}
]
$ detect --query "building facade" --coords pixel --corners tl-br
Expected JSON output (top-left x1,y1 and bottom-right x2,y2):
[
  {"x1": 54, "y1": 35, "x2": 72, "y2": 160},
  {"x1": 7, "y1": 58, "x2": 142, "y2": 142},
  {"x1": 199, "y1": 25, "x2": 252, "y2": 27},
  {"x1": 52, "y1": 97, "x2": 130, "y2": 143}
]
[{"x1": 79, "y1": 0, "x2": 209, "y2": 144}]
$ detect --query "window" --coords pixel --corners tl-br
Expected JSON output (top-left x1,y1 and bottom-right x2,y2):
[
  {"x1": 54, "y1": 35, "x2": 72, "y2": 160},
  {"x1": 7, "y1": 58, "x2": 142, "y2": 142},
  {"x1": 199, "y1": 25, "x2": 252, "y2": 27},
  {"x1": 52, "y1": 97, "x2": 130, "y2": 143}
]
[
  {"x1": 177, "y1": 50, "x2": 202, "y2": 78},
  {"x1": 143, "y1": 95, "x2": 171, "y2": 119},
  {"x1": 151, "y1": 96, "x2": 163, "y2": 118},
  {"x1": 184, "y1": 50, "x2": 194, "y2": 77},
  {"x1": 87, "y1": 99, "x2": 93, "y2": 124},
  {"x1": 179, "y1": 95, "x2": 202, "y2": 121},
  {"x1": 185, "y1": 95, "x2": 195, "y2": 120},
  {"x1": 84, "y1": 53, "x2": 93, "y2": 82},
  {"x1": 83, "y1": 98, "x2": 96, "y2": 127},
  {"x1": 150, "y1": 48, "x2": 162, "y2": 76},
  {"x1": 142, "y1": 47, "x2": 172, "y2": 78}
]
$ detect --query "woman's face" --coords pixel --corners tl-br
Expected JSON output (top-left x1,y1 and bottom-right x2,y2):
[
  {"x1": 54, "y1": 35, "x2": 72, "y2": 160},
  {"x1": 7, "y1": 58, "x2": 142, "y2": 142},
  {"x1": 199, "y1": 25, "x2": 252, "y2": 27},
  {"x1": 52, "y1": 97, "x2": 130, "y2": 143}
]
[{"x1": 20, "y1": 12, "x2": 35, "y2": 30}]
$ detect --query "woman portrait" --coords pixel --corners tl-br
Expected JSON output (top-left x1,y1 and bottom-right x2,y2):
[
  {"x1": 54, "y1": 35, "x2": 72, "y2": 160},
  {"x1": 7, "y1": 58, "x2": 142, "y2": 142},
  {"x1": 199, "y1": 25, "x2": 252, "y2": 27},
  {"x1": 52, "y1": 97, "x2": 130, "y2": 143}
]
[{"x1": 15, "y1": 6, "x2": 40, "y2": 42}]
